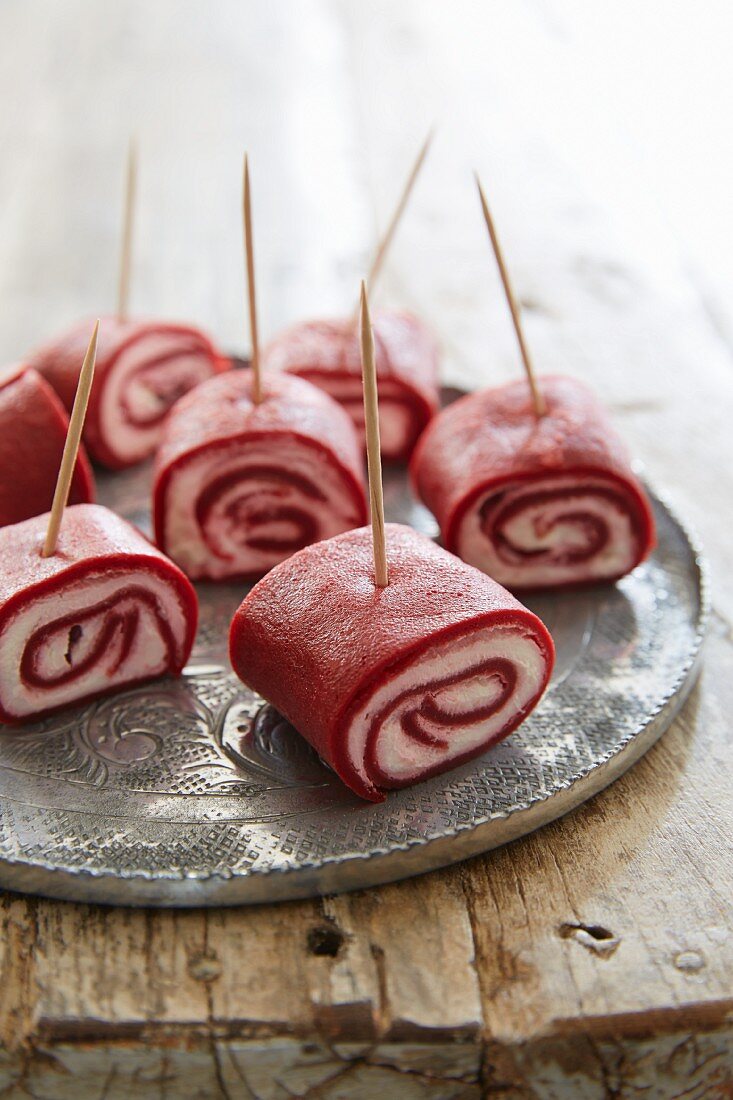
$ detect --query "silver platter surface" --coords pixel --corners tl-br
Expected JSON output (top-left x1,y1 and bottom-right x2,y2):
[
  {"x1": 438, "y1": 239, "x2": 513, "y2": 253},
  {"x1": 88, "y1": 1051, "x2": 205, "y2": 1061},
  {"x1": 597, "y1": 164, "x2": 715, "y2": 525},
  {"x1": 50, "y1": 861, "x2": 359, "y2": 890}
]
[{"x1": 0, "y1": 430, "x2": 707, "y2": 906}]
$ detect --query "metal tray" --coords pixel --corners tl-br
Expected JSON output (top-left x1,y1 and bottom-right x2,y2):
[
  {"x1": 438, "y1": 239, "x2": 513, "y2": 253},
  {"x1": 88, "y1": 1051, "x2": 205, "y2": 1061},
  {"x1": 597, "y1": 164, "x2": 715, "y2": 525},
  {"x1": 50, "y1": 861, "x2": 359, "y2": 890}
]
[{"x1": 0, "y1": 448, "x2": 708, "y2": 906}]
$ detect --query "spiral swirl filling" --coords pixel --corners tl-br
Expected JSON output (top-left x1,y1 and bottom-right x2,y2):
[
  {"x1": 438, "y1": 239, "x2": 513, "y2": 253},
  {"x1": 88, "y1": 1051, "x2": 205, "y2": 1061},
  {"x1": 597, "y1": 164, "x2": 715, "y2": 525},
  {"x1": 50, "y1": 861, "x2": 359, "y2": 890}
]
[
  {"x1": 294, "y1": 372, "x2": 424, "y2": 459},
  {"x1": 343, "y1": 624, "x2": 548, "y2": 795},
  {"x1": 458, "y1": 475, "x2": 645, "y2": 588},
  {"x1": 161, "y1": 438, "x2": 365, "y2": 580},
  {"x1": 102, "y1": 331, "x2": 220, "y2": 463},
  {"x1": 0, "y1": 571, "x2": 189, "y2": 719}
]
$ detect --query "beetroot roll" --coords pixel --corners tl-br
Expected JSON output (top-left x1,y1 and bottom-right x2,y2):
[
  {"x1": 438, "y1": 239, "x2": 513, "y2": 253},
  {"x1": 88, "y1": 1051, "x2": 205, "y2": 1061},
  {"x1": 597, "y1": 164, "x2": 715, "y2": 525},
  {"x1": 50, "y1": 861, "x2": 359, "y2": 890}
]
[
  {"x1": 153, "y1": 370, "x2": 367, "y2": 581},
  {"x1": 229, "y1": 523, "x2": 554, "y2": 802},
  {"x1": 263, "y1": 310, "x2": 439, "y2": 461},
  {"x1": 28, "y1": 316, "x2": 228, "y2": 469},
  {"x1": 0, "y1": 366, "x2": 94, "y2": 528},
  {"x1": 411, "y1": 375, "x2": 656, "y2": 591},
  {"x1": 0, "y1": 504, "x2": 197, "y2": 724}
]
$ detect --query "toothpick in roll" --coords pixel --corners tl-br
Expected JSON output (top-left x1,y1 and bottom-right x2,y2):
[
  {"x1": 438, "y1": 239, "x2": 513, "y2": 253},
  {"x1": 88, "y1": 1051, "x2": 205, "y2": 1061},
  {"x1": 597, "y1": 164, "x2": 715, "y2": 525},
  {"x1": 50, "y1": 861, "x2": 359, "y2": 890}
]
[
  {"x1": 42, "y1": 320, "x2": 100, "y2": 557},
  {"x1": 359, "y1": 280, "x2": 389, "y2": 587}
]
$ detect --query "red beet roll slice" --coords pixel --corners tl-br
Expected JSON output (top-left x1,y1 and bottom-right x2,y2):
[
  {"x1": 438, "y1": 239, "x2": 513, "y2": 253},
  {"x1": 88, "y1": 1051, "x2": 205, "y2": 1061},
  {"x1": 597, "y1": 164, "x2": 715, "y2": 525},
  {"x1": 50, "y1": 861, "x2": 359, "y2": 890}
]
[
  {"x1": 27, "y1": 316, "x2": 229, "y2": 469},
  {"x1": 0, "y1": 504, "x2": 197, "y2": 724},
  {"x1": 0, "y1": 365, "x2": 94, "y2": 527},
  {"x1": 229, "y1": 523, "x2": 554, "y2": 802},
  {"x1": 153, "y1": 369, "x2": 368, "y2": 581},
  {"x1": 263, "y1": 310, "x2": 440, "y2": 461},
  {"x1": 411, "y1": 375, "x2": 656, "y2": 591}
]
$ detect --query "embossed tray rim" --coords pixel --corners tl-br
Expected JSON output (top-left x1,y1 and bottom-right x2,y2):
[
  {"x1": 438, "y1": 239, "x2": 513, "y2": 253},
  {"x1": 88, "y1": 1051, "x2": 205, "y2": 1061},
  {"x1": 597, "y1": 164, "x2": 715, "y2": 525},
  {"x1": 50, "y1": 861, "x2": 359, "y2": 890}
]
[{"x1": 0, "y1": 485, "x2": 708, "y2": 907}]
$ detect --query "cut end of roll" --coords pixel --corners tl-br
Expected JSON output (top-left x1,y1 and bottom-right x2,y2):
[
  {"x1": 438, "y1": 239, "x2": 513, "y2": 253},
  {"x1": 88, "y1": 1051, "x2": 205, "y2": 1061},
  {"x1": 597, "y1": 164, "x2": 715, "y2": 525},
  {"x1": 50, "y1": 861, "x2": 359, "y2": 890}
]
[
  {"x1": 154, "y1": 370, "x2": 368, "y2": 581},
  {"x1": 411, "y1": 375, "x2": 656, "y2": 590},
  {"x1": 0, "y1": 504, "x2": 197, "y2": 724},
  {"x1": 262, "y1": 311, "x2": 440, "y2": 462}
]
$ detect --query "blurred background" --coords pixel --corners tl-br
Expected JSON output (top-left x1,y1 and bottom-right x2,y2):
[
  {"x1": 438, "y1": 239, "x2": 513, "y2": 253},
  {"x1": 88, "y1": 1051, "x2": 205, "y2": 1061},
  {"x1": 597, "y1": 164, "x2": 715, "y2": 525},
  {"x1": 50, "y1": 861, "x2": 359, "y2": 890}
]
[{"x1": 0, "y1": 1, "x2": 731, "y2": 467}]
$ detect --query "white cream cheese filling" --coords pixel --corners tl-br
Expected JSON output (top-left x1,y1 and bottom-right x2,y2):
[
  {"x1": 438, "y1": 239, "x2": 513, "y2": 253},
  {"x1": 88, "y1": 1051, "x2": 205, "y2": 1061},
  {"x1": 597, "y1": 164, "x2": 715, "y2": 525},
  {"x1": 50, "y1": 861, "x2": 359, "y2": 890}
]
[
  {"x1": 346, "y1": 624, "x2": 546, "y2": 788},
  {"x1": 0, "y1": 570, "x2": 187, "y2": 718},
  {"x1": 101, "y1": 335, "x2": 215, "y2": 464},
  {"x1": 163, "y1": 437, "x2": 363, "y2": 579},
  {"x1": 458, "y1": 475, "x2": 639, "y2": 587}
]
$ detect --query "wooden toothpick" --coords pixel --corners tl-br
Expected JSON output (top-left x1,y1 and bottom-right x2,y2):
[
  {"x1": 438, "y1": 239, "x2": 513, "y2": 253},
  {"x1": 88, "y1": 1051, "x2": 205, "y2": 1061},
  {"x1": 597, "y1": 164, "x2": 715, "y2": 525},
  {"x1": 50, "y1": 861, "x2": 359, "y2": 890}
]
[
  {"x1": 360, "y1": 128, "x2": 434, "y2": 306},
  {"x1": 117, "y1": 139, "x2": 137, "y2": 322},
  {"x1": 243, "y1": 153, "x2": 262, "y2": 404},
  {"x1": 42, "y1": 320, "x2": 100, "y2": 558},
  {"x1": 475, "y1": 174, "x2": 546, "y2": 417},
  {"x1": 359, "y1": 281, "x2": 389, "y2": 588}
]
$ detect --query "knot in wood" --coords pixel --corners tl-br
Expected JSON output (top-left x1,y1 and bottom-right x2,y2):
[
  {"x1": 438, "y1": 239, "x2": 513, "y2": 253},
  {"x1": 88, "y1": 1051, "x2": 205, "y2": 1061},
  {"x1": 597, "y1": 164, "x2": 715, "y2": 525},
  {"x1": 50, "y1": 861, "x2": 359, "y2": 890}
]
[{"x1": 187, "y1": 950, "x2": 222, "y2": 982}]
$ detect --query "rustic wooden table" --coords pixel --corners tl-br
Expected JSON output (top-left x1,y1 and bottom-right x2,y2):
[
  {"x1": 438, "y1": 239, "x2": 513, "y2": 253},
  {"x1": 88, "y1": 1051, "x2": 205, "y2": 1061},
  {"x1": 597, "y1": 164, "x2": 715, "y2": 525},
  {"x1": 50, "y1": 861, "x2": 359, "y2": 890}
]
[{"x1": 1, "y1": 3, "x2": 732, "y2": 1096}]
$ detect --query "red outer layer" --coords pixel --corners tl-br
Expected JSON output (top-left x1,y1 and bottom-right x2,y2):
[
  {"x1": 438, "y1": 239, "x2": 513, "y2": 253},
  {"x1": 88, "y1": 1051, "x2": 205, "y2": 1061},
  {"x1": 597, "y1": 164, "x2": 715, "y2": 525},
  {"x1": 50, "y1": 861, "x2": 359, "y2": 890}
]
[
  {"x1": 27, "y1": 316, "x2": 228, "y2": 469},
  {"x1": 0, "y1": 504, "x2": 198, "y2": 724},
  {"x1": 262, "y1": 310, "x2": 440, "y2": 460},
  {"x1": 410, "y1": 375, "x2": 656, "y2": 586},
  {"x1": 0, "y1": 366, "x2": 94, "y2": 527},
  {"x1": 229, "y1": 523, "x2": 555, "y2": 801},
  {"x1": 153, "y1": 369, "x2": 368, "y2": 570}
]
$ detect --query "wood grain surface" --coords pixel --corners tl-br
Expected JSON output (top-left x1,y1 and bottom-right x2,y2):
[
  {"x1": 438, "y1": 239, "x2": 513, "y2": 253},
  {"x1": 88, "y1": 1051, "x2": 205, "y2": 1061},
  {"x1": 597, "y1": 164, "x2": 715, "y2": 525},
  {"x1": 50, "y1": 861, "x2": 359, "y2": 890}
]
[{"x1": 0, "y1": 2, "x2": 732, "y2": 1097}]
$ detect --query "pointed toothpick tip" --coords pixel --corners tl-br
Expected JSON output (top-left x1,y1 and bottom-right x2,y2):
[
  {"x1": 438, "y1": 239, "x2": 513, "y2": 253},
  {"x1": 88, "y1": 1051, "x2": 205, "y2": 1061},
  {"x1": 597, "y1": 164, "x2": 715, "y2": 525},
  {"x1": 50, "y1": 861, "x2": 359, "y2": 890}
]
[
  {"x1": 42, "y1": 319, "x2": 100, "y2": 558},
  {"x1": 359, "y1": 281, "x2": 389, "y2": 589},
  {"x1": 474, "y1": 171, "x2": 546, "y2": 418},
  {"x1": 89, "y1": 317, "x2": 100, "y2": 354}
]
